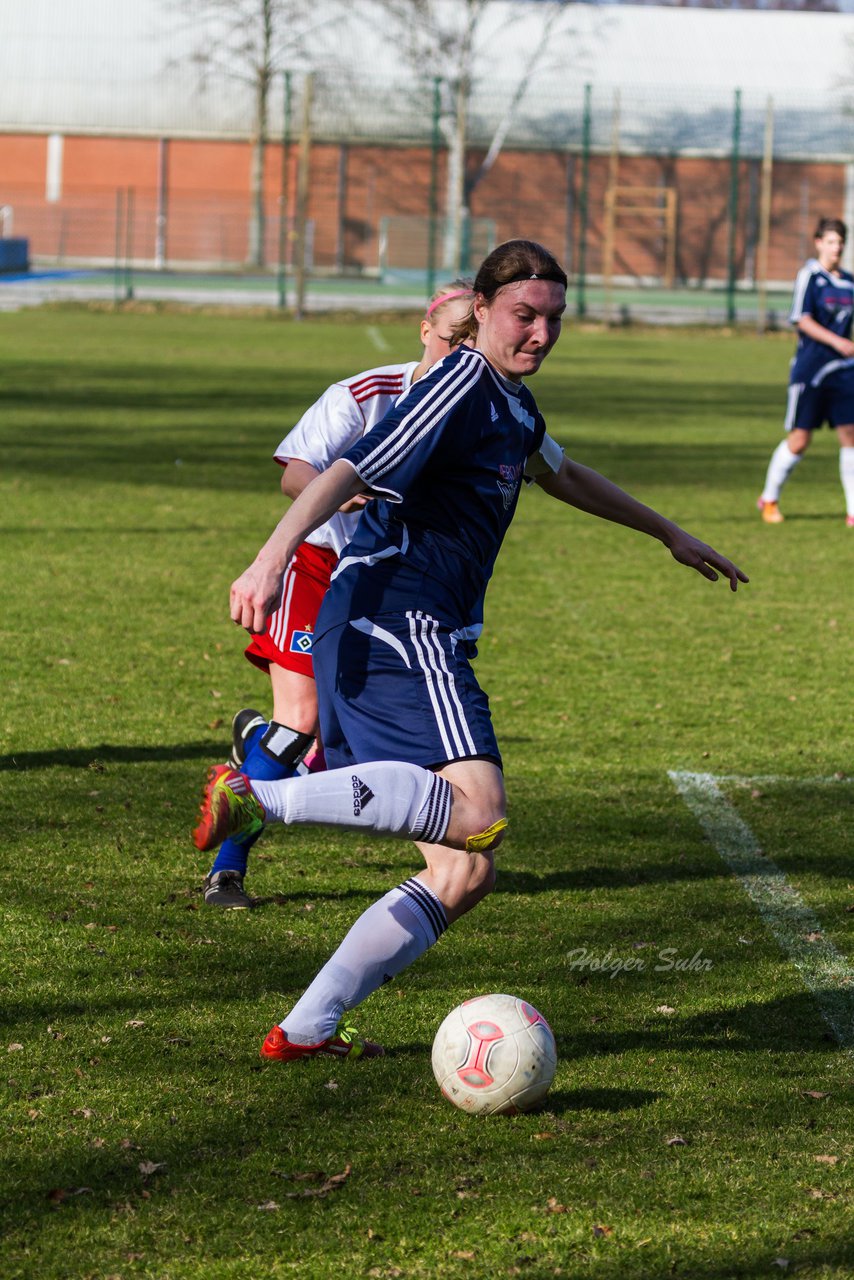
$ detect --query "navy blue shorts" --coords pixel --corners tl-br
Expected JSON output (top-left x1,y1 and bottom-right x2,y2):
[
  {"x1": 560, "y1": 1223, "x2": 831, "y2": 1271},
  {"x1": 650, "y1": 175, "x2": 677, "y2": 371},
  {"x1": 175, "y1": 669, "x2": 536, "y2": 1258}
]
[
  {"x1": 312, "y1": 611, "x2": 502, "y2": 772},
  {"x1": 786, "y1": 368, "x2": 854, "y2": 432}
]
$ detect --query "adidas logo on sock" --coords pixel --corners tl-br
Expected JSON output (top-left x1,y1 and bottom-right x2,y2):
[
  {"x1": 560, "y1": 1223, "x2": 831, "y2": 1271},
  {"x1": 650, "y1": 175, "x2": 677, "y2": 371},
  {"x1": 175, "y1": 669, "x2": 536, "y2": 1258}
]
[{"x1": 351, "y1": 775, "x2": 375, "y2": 817}]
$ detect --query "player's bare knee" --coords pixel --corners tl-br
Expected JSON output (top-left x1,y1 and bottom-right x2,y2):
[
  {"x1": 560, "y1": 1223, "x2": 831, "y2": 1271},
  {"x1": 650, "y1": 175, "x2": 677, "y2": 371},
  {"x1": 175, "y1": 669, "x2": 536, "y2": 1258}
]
[{"x1": 438, "y1": 851, "x2": 495, "y2": 920}]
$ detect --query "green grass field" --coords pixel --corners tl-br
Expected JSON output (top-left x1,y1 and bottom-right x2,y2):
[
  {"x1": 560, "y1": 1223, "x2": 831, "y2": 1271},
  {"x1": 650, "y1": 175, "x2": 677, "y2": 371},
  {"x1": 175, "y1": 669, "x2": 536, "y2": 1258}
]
[{"x1": 2, "y1": 308, "x2": 853, "y2": 1279}]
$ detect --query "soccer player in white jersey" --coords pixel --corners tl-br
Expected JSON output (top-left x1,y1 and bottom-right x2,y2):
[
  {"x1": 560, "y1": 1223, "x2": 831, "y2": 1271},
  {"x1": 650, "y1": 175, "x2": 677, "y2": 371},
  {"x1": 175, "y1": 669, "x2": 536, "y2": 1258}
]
[
  {"x1": 202, "y1": 281, "x2": 474, "y2": 908},
  {"x1": 194, "y1": 239, "x2": 747, "y2": 1062},
  {"x1": 758, "y1": 217, "x2": 854, "y2": 526}
]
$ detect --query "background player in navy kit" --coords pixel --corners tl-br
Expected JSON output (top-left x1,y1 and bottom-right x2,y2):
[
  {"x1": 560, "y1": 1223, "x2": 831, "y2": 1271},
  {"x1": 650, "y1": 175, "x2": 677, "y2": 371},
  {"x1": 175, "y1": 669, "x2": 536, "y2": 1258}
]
[
  {"x1": 193, "y1": 239, "x2": 747, "y2": 1061},
  {"x1": 758, "y1": 217, "x2": 854, "y2": 526},
  {"x1": 202, "y1": 282, "x2": 474, "y2": 908}
]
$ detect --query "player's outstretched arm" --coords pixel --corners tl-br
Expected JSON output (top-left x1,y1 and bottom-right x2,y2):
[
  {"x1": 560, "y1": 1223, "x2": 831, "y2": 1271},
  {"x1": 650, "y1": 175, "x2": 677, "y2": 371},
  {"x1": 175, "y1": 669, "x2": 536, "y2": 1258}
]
[
  {"x1": 536, "y1": 456, "x2": 748, "y2": 591},
  {"x1": 230, "y1": 459, "x2": 366, "y2": 633}
]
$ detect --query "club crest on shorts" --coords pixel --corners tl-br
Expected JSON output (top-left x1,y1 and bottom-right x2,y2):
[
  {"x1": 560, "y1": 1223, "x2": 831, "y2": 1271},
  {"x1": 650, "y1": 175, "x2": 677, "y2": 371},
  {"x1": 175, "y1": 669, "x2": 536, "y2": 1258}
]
[{"x1": 289, "y1": 630, "x2": 313, "y2": 654}]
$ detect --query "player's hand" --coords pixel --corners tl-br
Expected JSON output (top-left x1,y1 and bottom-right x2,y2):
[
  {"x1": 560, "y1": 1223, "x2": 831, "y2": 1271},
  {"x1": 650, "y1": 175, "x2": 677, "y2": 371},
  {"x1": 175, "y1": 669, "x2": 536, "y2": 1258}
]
[
  {"x1": 837, "y1": 337, "x2": 854, "y2": 359},
  {"x1": 230, "y1": 561, "x2": 284, "y2": 633},
  {"x1": 338, "y1": 493, "x2": 372, "y2": 514},
  {"x1": 666, "y1": 532, "x2": 748, "y2": 591}
]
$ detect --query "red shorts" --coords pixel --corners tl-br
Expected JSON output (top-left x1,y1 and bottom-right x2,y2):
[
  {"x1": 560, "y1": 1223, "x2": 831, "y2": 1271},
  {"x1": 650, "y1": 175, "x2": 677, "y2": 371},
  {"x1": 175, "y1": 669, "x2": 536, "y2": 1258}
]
[{"x1": 244, "y1": 542, "x2": 338, "y2": 678}]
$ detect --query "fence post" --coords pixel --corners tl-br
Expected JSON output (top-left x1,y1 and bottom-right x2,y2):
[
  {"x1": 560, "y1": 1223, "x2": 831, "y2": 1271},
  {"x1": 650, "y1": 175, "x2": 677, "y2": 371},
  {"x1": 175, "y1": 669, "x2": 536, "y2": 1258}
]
[
  {"x1": 114, "y1": 188, "x2": 124, "y2": 305},
  {"x1": 277, "y1": 69, "x2": 292, "y2": 311},
  {"x1": 293, "y1": 71, "x2": 313, "y2": 322},
  {"x1": 155, "y1": 138, "x2": 169, "y2": 271},
  {"x1": 726, "y1": 88, "x2": 742, "y2": 325},
  {"x1": 124, "y1": 188, "x2": 135, "y2": 301},
  {"x1": 427, "y1": 76, "x2": 441, "y2": 300},
  {"x1": 756, "y1": 96, "x2": 774, "y2": 334},
  {"x1": 576, "y1": 84, "x2": 591, "y2": 321}
]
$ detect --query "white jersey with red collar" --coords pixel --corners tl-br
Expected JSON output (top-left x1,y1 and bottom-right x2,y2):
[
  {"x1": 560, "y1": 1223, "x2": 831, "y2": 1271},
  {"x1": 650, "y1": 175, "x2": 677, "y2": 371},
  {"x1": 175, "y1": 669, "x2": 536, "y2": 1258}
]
[{"x1": 274, "y1": 361, "x2": 419, "y2": 557}]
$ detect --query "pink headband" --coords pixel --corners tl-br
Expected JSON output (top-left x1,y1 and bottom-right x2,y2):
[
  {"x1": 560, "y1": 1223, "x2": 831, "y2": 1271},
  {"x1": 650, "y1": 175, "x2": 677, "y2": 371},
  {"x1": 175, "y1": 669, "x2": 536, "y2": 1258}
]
[{"x1": 425, "y1": 289, "x2": 473, "y2": 319}]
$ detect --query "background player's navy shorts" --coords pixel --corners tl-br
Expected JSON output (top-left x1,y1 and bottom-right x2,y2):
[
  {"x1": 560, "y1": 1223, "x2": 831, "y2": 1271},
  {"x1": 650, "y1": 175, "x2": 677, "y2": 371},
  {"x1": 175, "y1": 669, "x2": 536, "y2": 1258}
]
[
  {"x1": 787, "y1": 367, "x2": 854, "y2": 432},
  {"x1": 312, "y1": 610, "x2": 502, "y2": 772}
]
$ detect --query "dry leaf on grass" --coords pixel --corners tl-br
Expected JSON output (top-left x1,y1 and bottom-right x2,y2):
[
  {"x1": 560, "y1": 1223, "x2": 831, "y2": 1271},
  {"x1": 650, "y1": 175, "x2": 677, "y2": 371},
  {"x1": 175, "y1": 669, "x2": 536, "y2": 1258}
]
[
  {"x1": 592, "y1": 1224, "x2": 614, "y2": 1238},
  {"x1": 545, "y1": 1197, "x2": 567, "y2": 1213},
  {"x1": 284, "y1": 1164, "x2": 352, "y2": 1199},
  {"x1": 138, "y1": 1160, "x2": 166, "y2": 1177},
  {"x1": 665, "y1": 1135, "x2": 687, "y2": 1146},
  {"x1": 802, "y1": 1091, "x2": 830, "y2": 1100},
  {"x1": 48, "y1": 1186, "x2": 92, "y2": 1204},
  {"x1": 814, "y1": 1154, "x2": 839, "y2": 1165}
]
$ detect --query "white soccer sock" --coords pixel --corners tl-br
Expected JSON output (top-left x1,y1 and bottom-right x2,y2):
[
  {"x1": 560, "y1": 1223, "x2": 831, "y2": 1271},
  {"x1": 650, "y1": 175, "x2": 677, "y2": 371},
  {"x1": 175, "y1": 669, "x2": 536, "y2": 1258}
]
[
  {"x1": 250, "y1": 761, "x2": 451, "y2": 845},
  {"x1": 839, "y1": 446, "x2": 854, "y2": 517},
  {"x1": 761, "y1": 439, "x2": 802, "y2": 503},
  {"x1": 281, "y1": 878, "x2": 448, "y2": 1043}
]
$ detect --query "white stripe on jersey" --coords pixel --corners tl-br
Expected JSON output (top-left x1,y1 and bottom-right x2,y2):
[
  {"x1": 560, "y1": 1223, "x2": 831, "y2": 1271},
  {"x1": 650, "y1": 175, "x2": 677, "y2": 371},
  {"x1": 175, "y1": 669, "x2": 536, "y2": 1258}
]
[
  {"x1": 789, "y1": 262, "x2": 816, "y2": 323},
  {"x1": 407, "y1": 611, "x2": 477, "y2": 759},
  {"x1": 348, "y1": 617, "x2": 412, "y2": 668},
  {"x1": 357, "y1": 350, "x2": 484, "y2": 484},
  {"x1": 329, "y1": 523, "x2": 410, "y2": 582},
  {"x1": 812, "y1": 356, "x2": 854, "y2": 386}
]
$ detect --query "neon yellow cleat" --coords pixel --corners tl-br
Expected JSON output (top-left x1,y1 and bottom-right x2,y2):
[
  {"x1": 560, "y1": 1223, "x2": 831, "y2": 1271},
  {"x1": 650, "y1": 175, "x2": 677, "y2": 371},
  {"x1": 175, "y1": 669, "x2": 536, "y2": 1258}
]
[{"x1": 192, "y1": 765, "x2": 265, "y2": 852}]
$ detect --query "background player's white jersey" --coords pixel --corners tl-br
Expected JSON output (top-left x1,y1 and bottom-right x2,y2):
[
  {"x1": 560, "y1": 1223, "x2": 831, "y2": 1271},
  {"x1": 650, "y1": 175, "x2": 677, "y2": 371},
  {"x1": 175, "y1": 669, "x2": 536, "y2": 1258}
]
[{"x1": 274, "y1": 361, "x2": 419, "y2": 556}]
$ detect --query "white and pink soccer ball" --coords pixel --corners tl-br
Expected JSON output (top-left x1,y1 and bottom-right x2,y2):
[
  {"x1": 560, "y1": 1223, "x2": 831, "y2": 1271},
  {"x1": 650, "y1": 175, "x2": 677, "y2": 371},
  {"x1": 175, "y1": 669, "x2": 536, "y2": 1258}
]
[{"x1": 431, "y1": 993, "x2": 557, "y2": 1115}]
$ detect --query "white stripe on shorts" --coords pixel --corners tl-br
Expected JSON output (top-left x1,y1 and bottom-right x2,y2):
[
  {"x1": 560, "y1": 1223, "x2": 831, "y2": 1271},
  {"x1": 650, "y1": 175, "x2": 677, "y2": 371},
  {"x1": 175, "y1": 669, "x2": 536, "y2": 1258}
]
[
  {"x1": 783, "y1": 382, "x2": 802, "y2": 433},
  {"x1": 269, "y1": 556, "x2": 298, "y2": 652},
  {"x1": 407, "y1": 611, "x2": 477, "y2": 759}
]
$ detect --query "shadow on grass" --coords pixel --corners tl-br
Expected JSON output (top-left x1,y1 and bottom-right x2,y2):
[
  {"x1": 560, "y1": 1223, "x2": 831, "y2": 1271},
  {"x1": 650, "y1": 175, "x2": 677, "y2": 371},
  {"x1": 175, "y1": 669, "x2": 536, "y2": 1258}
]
[
  {"x1": 544, "y1": 1087, "x2": 661, "y2": 1113},
  {"x1": 556, "y1": 987, "x2": 848, "y2": 1062},
  {"x1": 495, "y1": 863, "x2": 726, "y2": 892},
  {"x1": 0, "y1": 742, "x2": 225, "y2": 771}
]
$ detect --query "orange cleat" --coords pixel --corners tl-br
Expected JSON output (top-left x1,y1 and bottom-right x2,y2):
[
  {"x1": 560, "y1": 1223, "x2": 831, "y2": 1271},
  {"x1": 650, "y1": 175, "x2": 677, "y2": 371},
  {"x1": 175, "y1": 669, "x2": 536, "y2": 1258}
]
[
  {"x1": 757, "y1": 497, "x2": 784, "y2": 524},
  {"x1": 260, "y1": 1023, "x2": 385, "y2": 1062}
]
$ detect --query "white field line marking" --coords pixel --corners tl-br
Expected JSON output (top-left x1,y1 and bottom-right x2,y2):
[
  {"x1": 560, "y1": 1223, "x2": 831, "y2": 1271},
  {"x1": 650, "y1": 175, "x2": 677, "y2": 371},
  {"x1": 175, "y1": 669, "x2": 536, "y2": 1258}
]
[
  {"x1": 711, "y1": 774, "x2": 849, "y2": 787},
  {"x1": 669, "y1": 770, "x2": 854, "y2": 1052},
  {"x1": 365, "y1": 325, "x2": 390, "y2": 352}
]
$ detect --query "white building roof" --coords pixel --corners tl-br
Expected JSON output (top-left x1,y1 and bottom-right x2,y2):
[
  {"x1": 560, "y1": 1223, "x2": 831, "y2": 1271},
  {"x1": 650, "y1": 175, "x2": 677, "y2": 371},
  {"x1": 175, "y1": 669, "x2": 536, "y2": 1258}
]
[{"x1": 1, "y1": 1, "x2": 854, "y2": 157}]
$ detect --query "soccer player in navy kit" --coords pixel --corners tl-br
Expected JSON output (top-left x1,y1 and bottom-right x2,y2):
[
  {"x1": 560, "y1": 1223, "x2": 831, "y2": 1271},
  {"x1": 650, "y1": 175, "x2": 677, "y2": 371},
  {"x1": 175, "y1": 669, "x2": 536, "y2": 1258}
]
[
  {"x1": 758, "y1": 217, "x2": 854, "y2": 526},
  {"x1": 202, "y1": 282, "x2": 474, "y2": 909},
  {"x1": 194, "y1": 239, "x2": 747, "y2": 1062}
]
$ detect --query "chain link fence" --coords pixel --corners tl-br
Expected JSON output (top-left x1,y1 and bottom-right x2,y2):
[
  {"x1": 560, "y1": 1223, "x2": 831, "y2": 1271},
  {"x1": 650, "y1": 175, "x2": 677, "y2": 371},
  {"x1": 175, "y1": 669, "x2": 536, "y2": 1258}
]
[{"x1": 4, "y1": 70, "x2": 854, "y2": 321}]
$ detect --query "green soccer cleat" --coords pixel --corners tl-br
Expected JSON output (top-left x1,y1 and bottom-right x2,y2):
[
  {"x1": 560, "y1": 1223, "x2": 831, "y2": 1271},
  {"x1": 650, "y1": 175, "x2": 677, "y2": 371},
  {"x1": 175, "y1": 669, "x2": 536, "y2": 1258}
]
[{"x1": 193, "y1": 765, "x2": 266, "y2": 853}]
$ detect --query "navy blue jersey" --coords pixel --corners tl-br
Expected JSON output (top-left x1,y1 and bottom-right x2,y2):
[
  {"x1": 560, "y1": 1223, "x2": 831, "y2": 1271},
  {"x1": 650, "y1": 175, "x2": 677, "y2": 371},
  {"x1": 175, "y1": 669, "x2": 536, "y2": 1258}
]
[
  {"x1": 314, "y1": 345, "x2": 552, "y2": 639},
  {"x1": 790, "y1": 258, "x2": 854, "y2": 386}
]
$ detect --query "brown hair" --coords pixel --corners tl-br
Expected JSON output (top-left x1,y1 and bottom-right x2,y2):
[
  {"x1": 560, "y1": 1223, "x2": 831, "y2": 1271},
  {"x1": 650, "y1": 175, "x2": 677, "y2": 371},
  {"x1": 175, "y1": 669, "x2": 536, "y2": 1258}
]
[
  {"x1": 814, "y1": 217, "x2": 847, "y2": 242},
  {"x1": 449, "y1": 240, "x2": 568, "y2": 346}
]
